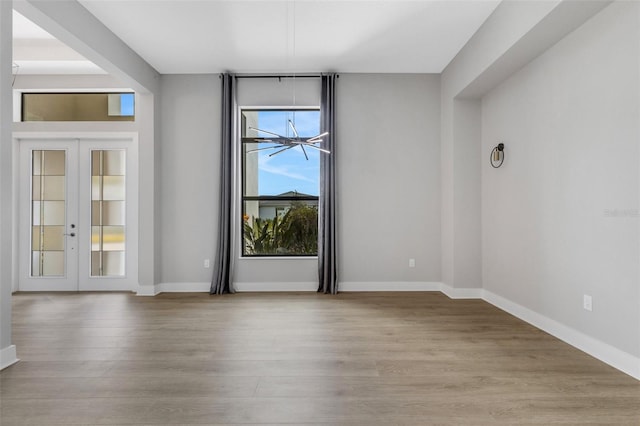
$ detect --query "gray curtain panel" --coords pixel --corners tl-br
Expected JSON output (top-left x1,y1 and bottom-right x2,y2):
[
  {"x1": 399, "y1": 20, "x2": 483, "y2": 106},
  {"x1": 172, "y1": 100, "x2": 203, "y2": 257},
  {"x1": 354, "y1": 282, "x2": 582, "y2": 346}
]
[
  {"x1": 211, "y1": 73, "x2": 237, "y2": 295},
  {"x1": 318, "y1": 73, "x2": 338, "y2": 294}
]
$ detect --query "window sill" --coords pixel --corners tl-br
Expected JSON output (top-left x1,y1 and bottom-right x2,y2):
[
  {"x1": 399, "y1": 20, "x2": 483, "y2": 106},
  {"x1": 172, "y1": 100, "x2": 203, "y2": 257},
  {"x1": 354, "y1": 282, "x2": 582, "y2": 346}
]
[{"x1": 239, "y1": 256, "x2": 318, "y2": 260}]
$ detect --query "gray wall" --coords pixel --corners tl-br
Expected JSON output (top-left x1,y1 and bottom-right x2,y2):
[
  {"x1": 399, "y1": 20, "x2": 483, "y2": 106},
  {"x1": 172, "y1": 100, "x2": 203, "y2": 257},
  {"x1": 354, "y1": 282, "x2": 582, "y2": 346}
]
[
  {"x1": 158, "y1": 73, "x2": 442, "y2": 287},
  {"x1": 337, "y1": 74, "x2": 441, "y2": 284},
  {"x1": 159, "y1": 75, "x2": 220, "y2": 284},
  {"x1": 439, "y1": 0, "x2": 560, "y2": 290},
  {"x1": 481, "y1": 1, "x2": 640, "y2": 357},
  {"x1": 160, "y1": 75, "x2": 323, "y2": 287},
  {"x1": 1, "y1": 0, "x2": 13, "y2": 357}
]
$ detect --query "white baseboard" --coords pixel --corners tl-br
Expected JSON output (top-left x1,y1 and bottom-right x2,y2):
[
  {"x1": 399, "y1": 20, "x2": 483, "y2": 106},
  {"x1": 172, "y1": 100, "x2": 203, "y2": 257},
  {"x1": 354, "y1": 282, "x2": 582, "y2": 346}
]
[
  {"x1": 235, "y1": 282, "x2": 318, "y2": 292},
  {"x1": 483, "y1": 290, "x2": 640, "y2": 380},
  {"x1": 150, "y1": 281, "x2": 441, "y2": 293},
  {"x1": 138, "y1": 282, "x2": 211, "y2": 295},
  {"x1": 136, "y1": 285, "x2": 159, "y2": 296},
  {"x1": 158, "y1": 282, "x2": 211, "y2": 293},
  {"x1": 440, "y1": 283, "x2": 484, "y2": 299},
  {"x1": 0, "y1": 345, "x2": 19, "y2": 370},
  {"x1": 340, "y1": 281, "x2": 441, "y2": 292},
  {"x1": 143, "y1": 282, "x2": 319, "y2": 293}
]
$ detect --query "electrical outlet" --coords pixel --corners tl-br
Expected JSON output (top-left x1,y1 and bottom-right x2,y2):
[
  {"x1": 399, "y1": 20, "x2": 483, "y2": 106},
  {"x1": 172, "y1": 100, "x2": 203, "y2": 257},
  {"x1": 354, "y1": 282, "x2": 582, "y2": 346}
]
[
  {"x1": 583, "y1": 294, "x2": 592, "y2": 311},
  {"x1": 409, "y1": 258, "x2": 415, "y2": 268},
  {"x1": 204, "y1": 259, "x2": 210, "y2": 268}
]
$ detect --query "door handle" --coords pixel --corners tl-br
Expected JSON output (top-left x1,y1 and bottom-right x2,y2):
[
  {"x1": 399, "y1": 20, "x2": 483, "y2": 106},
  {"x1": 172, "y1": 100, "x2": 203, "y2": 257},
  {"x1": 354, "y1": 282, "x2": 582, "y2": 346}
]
[{"x1": 66, "y1": 224, "x2": 76, "y2": 237}]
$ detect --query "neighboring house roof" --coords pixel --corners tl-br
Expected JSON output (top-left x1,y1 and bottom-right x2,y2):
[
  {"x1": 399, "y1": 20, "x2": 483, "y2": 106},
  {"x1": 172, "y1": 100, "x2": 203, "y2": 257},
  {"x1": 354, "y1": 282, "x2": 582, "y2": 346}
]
[
  {"x1": 277, "y1": 190, "x2": 316, "y2": 198},
  {"x1": 258, "y1": 191, "x2": 318, "y2": 209}
]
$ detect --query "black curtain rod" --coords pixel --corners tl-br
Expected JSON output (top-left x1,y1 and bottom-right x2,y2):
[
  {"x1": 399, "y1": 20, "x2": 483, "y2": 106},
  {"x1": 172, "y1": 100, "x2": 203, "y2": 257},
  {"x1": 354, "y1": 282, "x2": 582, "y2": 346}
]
[
  {"x1": 219, "y1": 74, "x2": 340, "y2": 80},
  {"x1": 233, "y1": 74, "x2": 322, "y2": 79}
]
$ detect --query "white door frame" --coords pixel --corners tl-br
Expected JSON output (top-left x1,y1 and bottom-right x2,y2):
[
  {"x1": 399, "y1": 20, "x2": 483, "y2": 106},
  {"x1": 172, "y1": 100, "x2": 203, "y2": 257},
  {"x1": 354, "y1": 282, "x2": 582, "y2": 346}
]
[{"x1": 15, "y1": 132, "x2": 139, "y2": 292}]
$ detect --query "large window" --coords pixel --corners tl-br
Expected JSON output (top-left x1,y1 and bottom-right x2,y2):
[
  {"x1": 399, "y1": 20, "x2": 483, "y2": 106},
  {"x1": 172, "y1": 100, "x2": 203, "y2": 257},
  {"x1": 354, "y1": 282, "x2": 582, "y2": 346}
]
[{"x1": 241, "y1": 109, "x2": 320, "y2": 256}]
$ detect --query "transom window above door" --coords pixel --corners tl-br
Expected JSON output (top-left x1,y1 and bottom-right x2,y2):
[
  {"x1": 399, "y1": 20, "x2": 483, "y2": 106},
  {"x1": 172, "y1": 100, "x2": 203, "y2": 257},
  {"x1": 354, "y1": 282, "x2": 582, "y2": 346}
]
[
  {"x1": 241, "y1": 109, "x2": 320, "y2": 257},
  {"x1": 21, "y1": 93, "x2": 135, "y2": 121}
]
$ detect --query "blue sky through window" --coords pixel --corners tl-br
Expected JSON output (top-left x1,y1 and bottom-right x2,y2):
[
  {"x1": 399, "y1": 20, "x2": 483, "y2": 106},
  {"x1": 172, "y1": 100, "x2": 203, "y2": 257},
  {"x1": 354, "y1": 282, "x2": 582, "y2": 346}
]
[
  {"x1": 256, "y1": 110, "x2": 320, "y2": 196},
  {"x1": 120, "y1": 93, "x2": 135, "y2": 116}
]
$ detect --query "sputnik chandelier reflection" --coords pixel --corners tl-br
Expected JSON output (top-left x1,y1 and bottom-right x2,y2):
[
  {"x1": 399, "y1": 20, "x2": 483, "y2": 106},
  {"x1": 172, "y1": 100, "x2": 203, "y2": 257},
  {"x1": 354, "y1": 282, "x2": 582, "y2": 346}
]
[{"x1": 247, "y1": 121, "x2": 330, "y2": 160}]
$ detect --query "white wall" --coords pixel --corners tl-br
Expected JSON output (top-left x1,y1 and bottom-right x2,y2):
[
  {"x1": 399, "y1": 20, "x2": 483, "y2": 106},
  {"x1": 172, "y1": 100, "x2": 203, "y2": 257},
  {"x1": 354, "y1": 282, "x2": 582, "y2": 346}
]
[
  {"x1": 337, "y1": 74, "x2": 441, "y2": 285},
  {"x1": 237, "y1": 77, "x2": 320, "y2": 107},
  {"x1": 481, "y1": 1, "x2": 640, "y2": 357}
]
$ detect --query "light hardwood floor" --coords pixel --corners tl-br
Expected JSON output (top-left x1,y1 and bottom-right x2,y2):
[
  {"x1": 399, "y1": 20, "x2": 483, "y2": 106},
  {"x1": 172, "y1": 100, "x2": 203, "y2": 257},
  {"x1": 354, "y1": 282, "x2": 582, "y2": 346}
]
[{"x1": 1, "y1": 292, "x2": 639, "y2": 425}]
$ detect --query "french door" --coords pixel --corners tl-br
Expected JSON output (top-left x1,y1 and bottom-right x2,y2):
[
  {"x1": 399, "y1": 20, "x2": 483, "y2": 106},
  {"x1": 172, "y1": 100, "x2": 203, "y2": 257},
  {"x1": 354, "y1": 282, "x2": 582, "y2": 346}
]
[{"x1": 19, "y1": 138, "x2": 138, "y2": 291}]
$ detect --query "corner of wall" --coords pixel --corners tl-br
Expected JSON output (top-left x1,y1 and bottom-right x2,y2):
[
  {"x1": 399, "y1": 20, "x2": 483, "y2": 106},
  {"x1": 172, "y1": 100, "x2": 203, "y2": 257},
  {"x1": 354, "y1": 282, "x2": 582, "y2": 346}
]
[
  {"x1": 440, "y1": 283, "x2": 483, "y2": 299},
  {"x1": 136, "y1": 284, "x2": 159, "y2": 296}
]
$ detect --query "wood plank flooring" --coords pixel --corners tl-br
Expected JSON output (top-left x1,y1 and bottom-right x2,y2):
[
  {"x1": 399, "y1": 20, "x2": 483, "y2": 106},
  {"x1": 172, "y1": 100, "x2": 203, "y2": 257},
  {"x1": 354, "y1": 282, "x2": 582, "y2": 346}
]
[{"x1": 1, "y1": 292, "x2": 639, "y2": 425}]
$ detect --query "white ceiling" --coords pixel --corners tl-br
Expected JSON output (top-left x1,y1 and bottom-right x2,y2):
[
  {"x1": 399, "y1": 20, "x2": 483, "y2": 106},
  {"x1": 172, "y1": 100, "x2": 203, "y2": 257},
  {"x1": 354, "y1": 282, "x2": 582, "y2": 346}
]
[
  {"x1": 14, "y1": 1, "x2": 501, "y2": 75},
  {"x1": 13, "y1": 10, "x2": 53, "y2": 39},
  {"x1": 12, "y1": 10, "x2": 106, "y2": 75}
]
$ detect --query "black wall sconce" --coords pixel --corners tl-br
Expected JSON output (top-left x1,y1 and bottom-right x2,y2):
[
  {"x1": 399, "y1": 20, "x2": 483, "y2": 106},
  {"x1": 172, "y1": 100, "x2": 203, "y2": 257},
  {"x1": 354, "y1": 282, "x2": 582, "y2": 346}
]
[{"x1": 490, "y1": 143, "x2": 505, "y2": 168}]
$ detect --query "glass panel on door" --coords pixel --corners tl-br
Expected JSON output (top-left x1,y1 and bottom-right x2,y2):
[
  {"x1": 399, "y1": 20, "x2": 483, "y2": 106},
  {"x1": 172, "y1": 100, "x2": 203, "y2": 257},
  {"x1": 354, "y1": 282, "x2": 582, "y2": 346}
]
[
  {"x1": 91, "y1": 150, "x2": 126, "y2": 277},
  {"x1": 31, "y1": 150, "x2": 66, "y2": 277}
]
